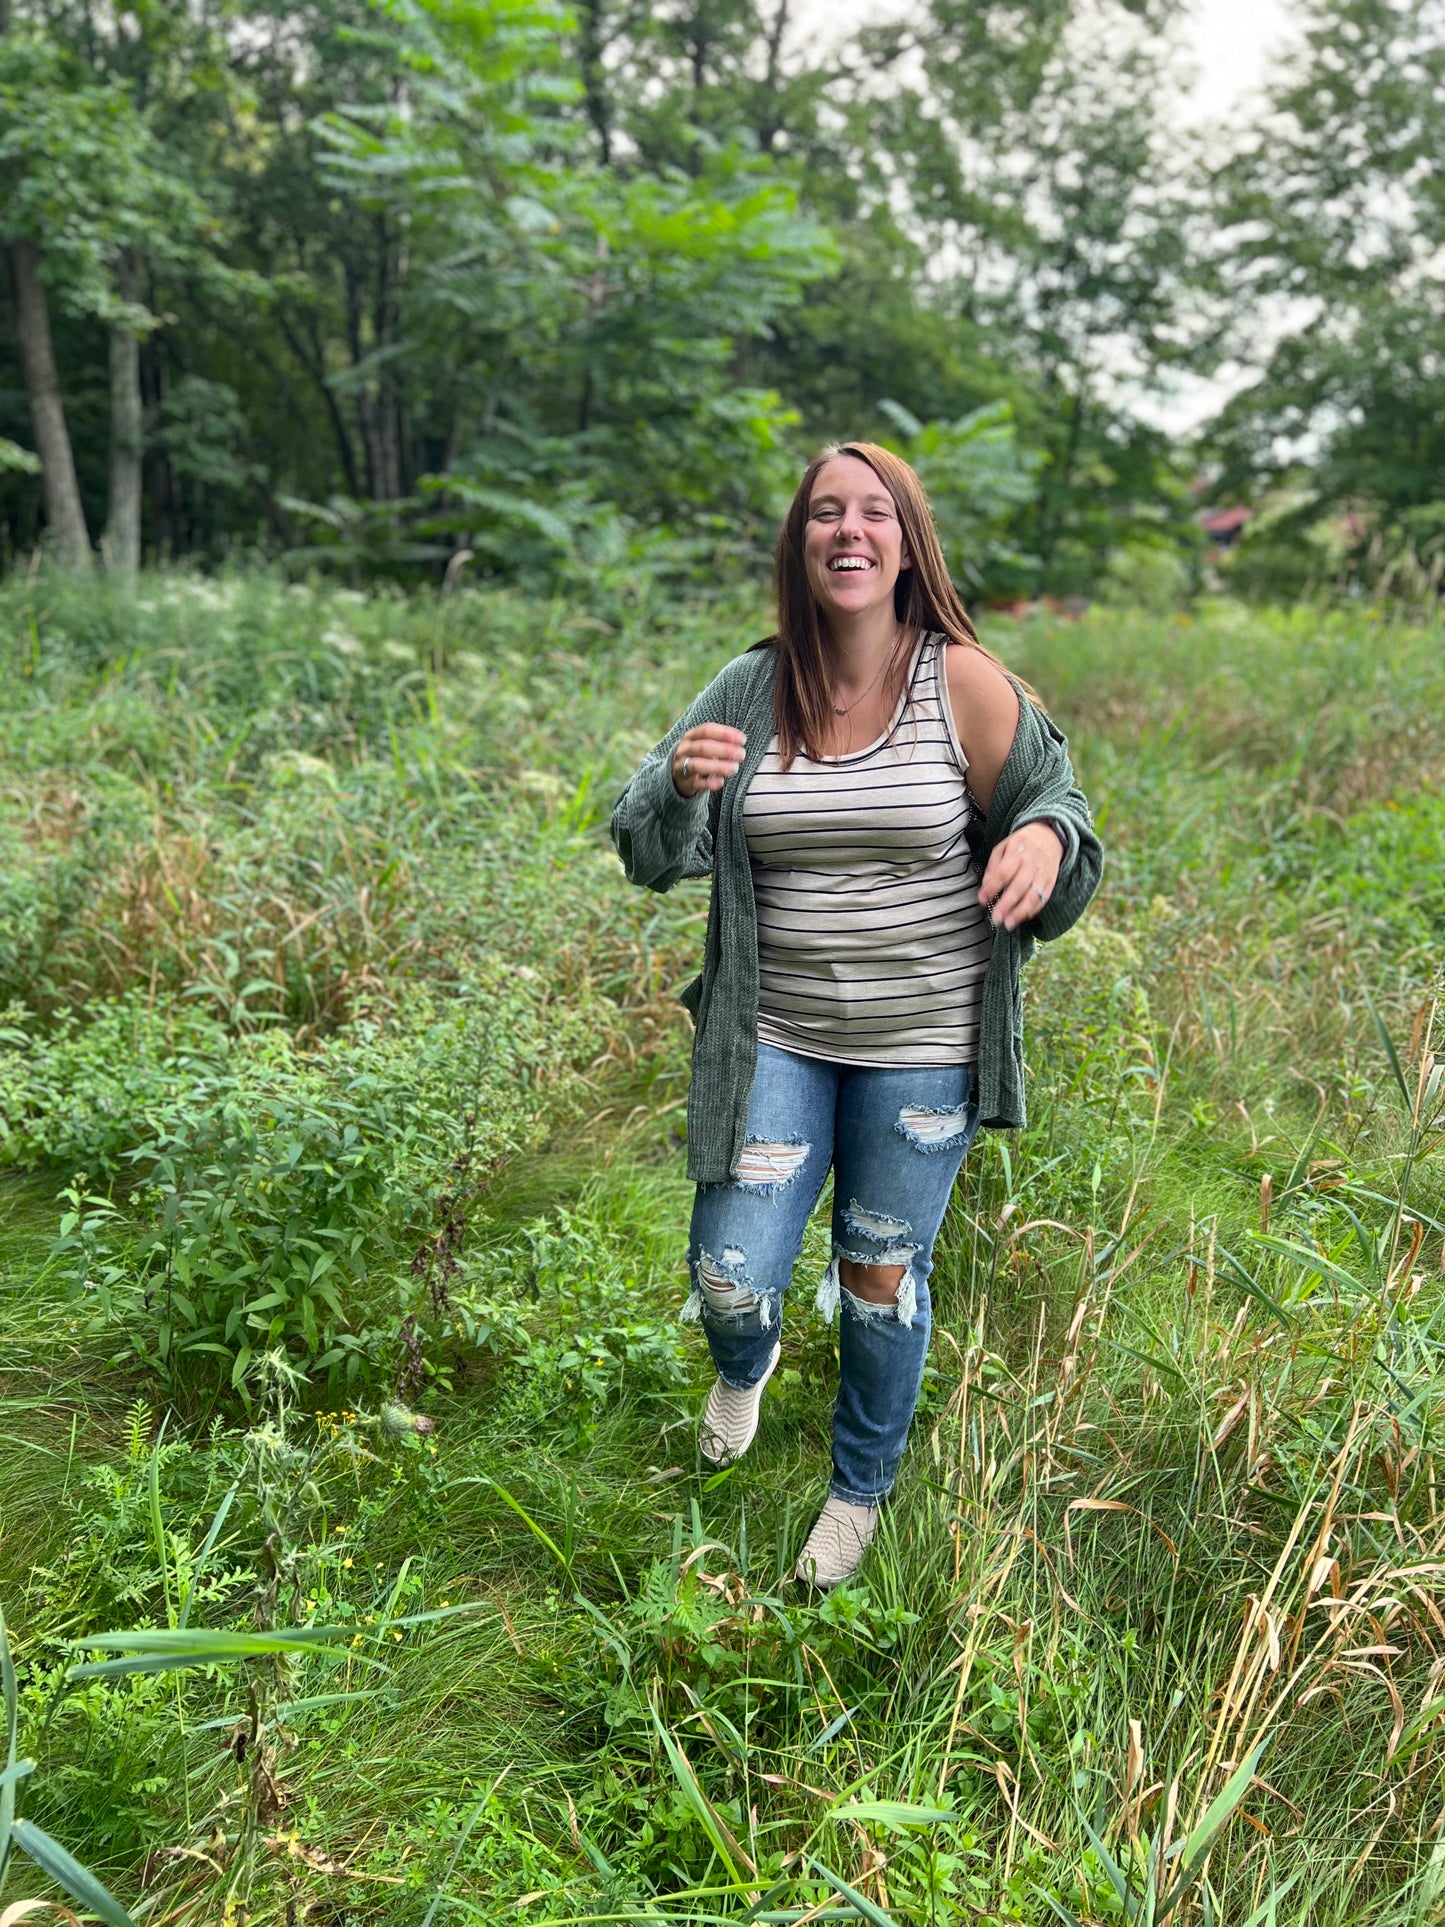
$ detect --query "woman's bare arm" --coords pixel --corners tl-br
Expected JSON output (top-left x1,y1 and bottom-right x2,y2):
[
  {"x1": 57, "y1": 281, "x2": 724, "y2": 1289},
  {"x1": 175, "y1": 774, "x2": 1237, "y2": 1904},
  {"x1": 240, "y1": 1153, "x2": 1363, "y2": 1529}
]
[
  {"x1": 942, "y1": 643, "x2": 1019, "y2": 811},
  {"x1": 944, "y1": 643, "x2": 1062, "y2": 931}
]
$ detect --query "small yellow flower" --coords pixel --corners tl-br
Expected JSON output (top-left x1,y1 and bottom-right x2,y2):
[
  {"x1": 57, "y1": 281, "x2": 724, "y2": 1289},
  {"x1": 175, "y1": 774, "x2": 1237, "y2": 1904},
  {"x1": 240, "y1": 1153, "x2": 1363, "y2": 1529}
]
[
  {"x1": 392, "y1": 1631, "x2": 403, "y2": 1642},
  {"x1": 343, "y1": 1556, "x2": 354, "y2": 1569}
]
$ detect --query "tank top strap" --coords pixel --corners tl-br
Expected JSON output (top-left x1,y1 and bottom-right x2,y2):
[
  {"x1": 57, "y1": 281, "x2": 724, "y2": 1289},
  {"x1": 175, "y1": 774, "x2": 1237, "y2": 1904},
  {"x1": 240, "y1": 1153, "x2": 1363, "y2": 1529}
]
[{"x1": 914, "y1": 633, "x2": 968, "y2": 780}]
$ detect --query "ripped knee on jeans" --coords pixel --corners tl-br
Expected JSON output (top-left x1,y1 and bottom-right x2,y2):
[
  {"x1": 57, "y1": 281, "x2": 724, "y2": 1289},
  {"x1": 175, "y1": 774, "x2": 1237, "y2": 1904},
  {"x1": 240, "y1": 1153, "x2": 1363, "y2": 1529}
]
[
  {"x1": 683, "y1": 1245, "x2": 777, "y2": 1330},
  {"x1": 815, "y1": 1253, "x2": 920, "y2": 1330},
  {"x1": 813, "y1": 1199, "x2": 923, "y2": 1327}
]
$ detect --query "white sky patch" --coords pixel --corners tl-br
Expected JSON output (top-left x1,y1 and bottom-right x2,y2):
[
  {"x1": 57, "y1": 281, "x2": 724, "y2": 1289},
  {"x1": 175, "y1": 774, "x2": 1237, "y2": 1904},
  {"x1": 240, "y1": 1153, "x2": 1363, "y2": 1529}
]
[
  {"x1": 788, "y1": 0, "x2": 1311, "y2": 433},
  {"x1": 790, "y1": 0, "x2": 1304, "y2": 125},
  {"x1": 1176, "y1": 0, "x2": 1298, "y2": 127}
]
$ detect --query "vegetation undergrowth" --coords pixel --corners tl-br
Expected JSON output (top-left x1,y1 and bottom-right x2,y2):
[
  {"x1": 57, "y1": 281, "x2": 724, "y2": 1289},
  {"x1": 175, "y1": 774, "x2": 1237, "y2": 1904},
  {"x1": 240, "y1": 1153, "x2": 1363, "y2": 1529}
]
[{"x1": 0, "y1": 568, "x2": 1442, "y2": 1925}]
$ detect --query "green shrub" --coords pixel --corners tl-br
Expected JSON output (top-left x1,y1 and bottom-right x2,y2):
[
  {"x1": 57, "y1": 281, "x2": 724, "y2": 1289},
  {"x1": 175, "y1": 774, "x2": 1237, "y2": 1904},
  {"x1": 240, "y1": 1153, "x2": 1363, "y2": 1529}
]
[{"x1": 2, "y1": 965, "x2": 599, "y2": 1397}]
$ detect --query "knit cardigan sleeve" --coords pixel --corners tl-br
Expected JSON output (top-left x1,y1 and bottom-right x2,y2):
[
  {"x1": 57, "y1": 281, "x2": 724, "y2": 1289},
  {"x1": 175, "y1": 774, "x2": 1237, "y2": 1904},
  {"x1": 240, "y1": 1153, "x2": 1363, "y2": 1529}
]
[
  {"x1": 610, "y1": 657, "x2": 749, "y2": 893},
  {"x1": 965, "y1": 692, "x2": 1103, "y2": 1130}
]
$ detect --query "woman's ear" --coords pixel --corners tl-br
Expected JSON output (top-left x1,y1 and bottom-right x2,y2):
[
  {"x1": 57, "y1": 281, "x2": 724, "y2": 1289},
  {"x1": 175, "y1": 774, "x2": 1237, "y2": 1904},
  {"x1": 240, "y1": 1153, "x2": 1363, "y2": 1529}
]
[{"x1": 900, "y1": 548, "x2": 913, "y2": 571}]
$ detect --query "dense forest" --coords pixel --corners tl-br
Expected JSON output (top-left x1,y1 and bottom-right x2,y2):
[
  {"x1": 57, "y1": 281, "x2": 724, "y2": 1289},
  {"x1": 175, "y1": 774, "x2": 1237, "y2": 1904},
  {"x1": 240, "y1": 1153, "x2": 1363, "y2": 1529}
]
[{"x1": 2, "y1": 0, "x2": 1443, "y2": 601}]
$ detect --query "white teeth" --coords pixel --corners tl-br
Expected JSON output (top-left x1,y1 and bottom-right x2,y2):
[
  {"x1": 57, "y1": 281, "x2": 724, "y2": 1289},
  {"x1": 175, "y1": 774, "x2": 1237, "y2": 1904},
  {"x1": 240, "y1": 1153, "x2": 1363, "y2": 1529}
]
[{"x1": 829, "y1": 557, "x2": 873, "y2": 571}]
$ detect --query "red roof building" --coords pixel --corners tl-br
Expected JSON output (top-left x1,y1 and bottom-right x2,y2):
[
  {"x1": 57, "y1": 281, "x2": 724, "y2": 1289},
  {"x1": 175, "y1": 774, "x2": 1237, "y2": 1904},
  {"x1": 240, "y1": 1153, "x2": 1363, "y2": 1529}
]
[{"x1": 1200, "y1": 505, "x2": 1251, "y2": 549}]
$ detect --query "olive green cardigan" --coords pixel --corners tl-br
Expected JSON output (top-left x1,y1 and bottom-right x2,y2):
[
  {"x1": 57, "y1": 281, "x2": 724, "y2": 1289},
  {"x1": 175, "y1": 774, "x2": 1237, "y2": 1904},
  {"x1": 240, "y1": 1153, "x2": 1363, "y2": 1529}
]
[{"x1": 610, "y1": 642, "x2": 1103, "y2": 1184}]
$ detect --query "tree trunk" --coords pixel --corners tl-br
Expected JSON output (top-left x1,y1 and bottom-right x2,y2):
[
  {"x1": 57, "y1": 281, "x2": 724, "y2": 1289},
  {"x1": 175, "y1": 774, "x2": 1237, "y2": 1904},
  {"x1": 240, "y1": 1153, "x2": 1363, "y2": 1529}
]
[
  {"x1": 757, "y1": 0, "x2": 790, "y2": 152},
  {"x1": 106, "y1": 248, "x2": 144, "y2": 573},
  {"x1": 8, "y1": 240, "x2": 92, "y2": 568},
  {"x1": 372, "y1": 214, "x2": 403, "y2": 500},
  {"x1": 1035, "y1": 378, "x2": 1087, "y2": 580},
  {"x1": 577, "y1": 0, "x2": 614, "y2": 164}
]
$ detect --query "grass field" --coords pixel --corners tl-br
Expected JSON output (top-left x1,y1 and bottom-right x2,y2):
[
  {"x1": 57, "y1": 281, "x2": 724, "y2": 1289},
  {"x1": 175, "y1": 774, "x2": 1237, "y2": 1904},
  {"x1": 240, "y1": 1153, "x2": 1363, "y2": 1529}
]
[{"x1": 0, "y1": 569, "x2": 1442, "y2": 1926}]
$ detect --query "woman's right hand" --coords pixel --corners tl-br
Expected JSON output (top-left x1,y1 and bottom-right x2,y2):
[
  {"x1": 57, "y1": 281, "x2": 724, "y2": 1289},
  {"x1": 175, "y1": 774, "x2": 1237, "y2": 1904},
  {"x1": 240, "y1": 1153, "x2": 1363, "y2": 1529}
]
[{"x1": 672, "y1": 724, "x2": 747, "y2": 797}]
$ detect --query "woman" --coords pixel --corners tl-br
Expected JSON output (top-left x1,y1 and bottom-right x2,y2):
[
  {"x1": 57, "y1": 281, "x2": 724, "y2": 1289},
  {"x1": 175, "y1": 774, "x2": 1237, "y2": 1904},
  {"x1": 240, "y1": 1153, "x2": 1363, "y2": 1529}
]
[{"x1": 611, "y1": 443, "x2": 1102, "y2": 1588}]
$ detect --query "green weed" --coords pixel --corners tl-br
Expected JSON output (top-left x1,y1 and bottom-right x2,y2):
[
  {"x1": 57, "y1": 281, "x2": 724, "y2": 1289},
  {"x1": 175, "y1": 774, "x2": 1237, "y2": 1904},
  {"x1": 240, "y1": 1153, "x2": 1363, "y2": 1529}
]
[{"x1": 0, "y1": 572, "x2": 1442, "y2": 1922}]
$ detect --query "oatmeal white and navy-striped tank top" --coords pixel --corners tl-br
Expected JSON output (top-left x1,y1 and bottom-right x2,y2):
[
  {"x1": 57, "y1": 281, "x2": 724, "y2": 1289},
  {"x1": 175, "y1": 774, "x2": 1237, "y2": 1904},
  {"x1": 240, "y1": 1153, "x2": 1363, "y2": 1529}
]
[{"x1": 742, "y1": 633, "x2": 993, "y2": 1067}]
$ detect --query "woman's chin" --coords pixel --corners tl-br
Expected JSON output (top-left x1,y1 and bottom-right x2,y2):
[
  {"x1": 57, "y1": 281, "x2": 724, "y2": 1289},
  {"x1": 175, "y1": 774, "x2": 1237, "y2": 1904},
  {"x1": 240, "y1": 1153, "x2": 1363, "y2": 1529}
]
[{"x1": 813, "y1": 583, "x2": 891, "y2": 623}]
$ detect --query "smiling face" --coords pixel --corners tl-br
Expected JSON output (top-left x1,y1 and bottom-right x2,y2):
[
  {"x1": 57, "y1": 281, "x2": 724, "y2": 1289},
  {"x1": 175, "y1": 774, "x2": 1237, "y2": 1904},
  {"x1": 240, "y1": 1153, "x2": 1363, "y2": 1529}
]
[{"x1": 803, "y1": 453, "x2": 911, "y2": 630}]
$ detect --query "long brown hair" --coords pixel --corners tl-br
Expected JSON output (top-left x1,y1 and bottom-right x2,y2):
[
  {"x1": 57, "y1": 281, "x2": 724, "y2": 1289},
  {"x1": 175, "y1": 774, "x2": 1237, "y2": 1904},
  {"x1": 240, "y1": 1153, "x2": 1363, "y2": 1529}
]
[{"x1": 764, "y1": 441, "x2": 1011, "y2": 767}]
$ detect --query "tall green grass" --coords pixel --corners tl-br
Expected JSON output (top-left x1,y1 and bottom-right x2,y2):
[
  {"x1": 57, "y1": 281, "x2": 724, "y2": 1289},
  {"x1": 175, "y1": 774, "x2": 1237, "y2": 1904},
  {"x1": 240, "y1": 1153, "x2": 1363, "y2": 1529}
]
[{"x1": 0, "y1": 570, "x2": 1441, "y2": 1924}]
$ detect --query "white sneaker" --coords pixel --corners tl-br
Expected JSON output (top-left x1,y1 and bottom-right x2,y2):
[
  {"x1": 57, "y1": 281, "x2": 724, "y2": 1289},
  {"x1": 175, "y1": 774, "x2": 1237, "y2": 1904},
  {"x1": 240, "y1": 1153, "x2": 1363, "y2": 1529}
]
[
  {"x1": 793, "y1": 1495, "x2": 879, "y2": 1588},
  {"x1": 698, "y1": 1342, "x2": 781, "y2": 1467}
]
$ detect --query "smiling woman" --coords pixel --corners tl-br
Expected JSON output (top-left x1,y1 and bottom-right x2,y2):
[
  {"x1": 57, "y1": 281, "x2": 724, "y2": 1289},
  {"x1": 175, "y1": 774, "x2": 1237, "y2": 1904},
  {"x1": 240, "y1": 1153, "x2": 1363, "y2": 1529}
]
[{"x1": 610, "y1": 441, "x2": 1103, "y2": 1587}]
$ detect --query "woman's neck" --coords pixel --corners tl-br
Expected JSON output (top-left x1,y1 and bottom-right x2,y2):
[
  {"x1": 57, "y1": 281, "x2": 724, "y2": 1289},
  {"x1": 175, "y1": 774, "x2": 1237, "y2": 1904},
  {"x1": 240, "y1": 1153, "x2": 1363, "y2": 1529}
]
[{"x1": 825, "y1": 605, "x2": 900, "y2": 691}]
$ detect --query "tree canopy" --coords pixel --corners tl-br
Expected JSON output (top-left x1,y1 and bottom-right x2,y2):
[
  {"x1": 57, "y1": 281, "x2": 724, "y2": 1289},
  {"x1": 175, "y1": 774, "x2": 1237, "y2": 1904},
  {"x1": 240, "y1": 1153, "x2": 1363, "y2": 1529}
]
[{"x1": 1, "y1": 0, "x2": 1438, "y2": 597}]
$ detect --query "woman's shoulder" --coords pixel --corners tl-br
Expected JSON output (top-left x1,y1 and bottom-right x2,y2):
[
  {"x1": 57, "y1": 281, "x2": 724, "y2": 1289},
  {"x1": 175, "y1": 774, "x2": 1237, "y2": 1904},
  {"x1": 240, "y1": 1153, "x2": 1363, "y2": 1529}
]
[{"x1": 940, "y1": 638, "x2": 1019, "y2": 725}]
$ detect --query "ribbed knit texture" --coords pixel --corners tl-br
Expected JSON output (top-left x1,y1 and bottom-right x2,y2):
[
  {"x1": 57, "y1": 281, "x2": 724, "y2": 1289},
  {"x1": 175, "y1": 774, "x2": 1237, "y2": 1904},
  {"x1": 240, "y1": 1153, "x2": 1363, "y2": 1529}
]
[{"x1": 610, "y1": 642, "x2": 1103, "y2": 1185}]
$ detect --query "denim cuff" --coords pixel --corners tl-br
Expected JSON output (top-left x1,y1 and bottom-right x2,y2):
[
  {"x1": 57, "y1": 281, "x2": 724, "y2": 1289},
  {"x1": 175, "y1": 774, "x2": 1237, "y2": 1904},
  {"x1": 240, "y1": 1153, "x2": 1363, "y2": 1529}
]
[{"x1": 828, "y1": 1480, "x2": 886, "y2": 1509}]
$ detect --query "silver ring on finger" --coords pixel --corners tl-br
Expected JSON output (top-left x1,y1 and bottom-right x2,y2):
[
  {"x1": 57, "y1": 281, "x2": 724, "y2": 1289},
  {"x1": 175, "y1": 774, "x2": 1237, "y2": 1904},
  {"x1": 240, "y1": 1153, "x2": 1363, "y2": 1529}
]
[
  {"x1": 681, "y1": 755, "x2": 691, "y2": 779},
  {"x1": 1031, "y1": 884, "x2": 1046, "y2": 901}
]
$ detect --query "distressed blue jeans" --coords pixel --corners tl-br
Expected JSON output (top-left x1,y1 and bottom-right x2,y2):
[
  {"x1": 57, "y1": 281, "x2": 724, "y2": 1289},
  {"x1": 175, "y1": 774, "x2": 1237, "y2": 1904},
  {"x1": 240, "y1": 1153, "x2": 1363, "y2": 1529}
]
[{"x1": 686, "y1": 1043, "x2": 980, "y2": 1506}]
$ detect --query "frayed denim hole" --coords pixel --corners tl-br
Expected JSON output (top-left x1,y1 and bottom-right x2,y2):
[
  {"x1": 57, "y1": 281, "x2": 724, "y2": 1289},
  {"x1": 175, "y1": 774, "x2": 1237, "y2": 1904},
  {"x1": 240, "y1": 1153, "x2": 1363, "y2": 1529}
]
[
  {"x1": 835, "y1": 1256, "x2": 921, "y2": 1330},
  {"x1": 814, "y1": 1257, "x2": 841, "y2": 1325},
  {"x1": 834, "y1": 1242, "x2": 919, "y2": 1270},
  {"x1": 691, "y1": 1247, "x2": 775, "y2": 1330},
  {"x1": 734, "y1": 1138, "x2": 811, "y2": 1194},
  {"x1": 894, "y1": 1103, "x2": 972, "y2": 1154},
  {"x1": 842, "y1": 1198, "x2": 913, "y2": 1242},
  {"x1": 840, "y1": 1287, "x2": 917, "y2": 1329}
]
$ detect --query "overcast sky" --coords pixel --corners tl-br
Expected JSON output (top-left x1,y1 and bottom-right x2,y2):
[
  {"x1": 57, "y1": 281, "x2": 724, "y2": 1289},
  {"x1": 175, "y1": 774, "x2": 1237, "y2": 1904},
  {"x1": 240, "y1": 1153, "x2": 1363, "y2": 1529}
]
[
  {"x1": 790, "y1": 0, "x2": 1302, "y2": 125},
  {"x1": 788, "y1": 0, "x2": 1307, "y2": 428},
  {"x1": 1175, "y1": 0, "x2": 1295, "y2": 123}
]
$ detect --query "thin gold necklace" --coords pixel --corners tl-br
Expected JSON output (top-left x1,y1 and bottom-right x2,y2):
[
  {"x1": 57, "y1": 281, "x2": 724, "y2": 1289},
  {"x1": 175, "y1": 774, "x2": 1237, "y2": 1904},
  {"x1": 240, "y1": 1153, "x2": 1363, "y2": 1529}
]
[{"x1": 831, "y1": 629, "x2": 900, "y2": 716}]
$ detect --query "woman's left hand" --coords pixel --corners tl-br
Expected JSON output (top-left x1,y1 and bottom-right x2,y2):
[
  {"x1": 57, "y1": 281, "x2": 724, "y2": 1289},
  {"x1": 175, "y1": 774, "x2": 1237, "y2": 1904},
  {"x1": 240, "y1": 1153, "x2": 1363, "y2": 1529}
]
[{"x1": 978, "y1": 821, "x2": 1063, "y2": 930}]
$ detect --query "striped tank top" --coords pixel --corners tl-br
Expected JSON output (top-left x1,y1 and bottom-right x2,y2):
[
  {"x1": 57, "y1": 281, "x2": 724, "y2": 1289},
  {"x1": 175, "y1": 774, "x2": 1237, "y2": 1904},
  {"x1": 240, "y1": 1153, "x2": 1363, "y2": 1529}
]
[{"x1": 742, "y1": 633, "x2": 993, "y2": 1067}]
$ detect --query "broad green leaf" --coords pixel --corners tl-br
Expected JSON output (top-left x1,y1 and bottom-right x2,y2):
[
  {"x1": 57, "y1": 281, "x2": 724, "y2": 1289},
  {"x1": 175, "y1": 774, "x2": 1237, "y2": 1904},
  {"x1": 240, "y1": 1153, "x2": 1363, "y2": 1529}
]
[
  {"x1": 67, "y1": 1626, "x2": 363, "y2": 1680},
  {"x1": 1079, "y1": 1816, "x2": 1131, "y2": 1914},
  {"x1": 9, "y1": 1819, "x2": 135, "y2": 1927},
  {"x1": 649, "y1": 1706, "x2": 754, "y2": 1883},
  {"x1": 1236, "y1": 1870, "x2": 1303, "y2": 1927},
  {"x1": 453, "y1": 1476, "x2": 569, "y2": 1573},
  {"x1": 1158, "y1": 1741, "x2": 1267, "y2": 1918},
  {"x1": 177, "y1": 1482, "x2": 239, "y2": 1630},
  {"x1": 804, "y1": 1855, "x2": 897, "y2": 1926},
  {"x1": 1036, "y1": 1891, "x2": 1086, "y2": 1927},
  {"x1": 1362, "y1": 985, "x2": 1411, "y2": 1110},
  {"x1": 828, "y1": 1802, "x2": 955, "y2": 1829}
]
